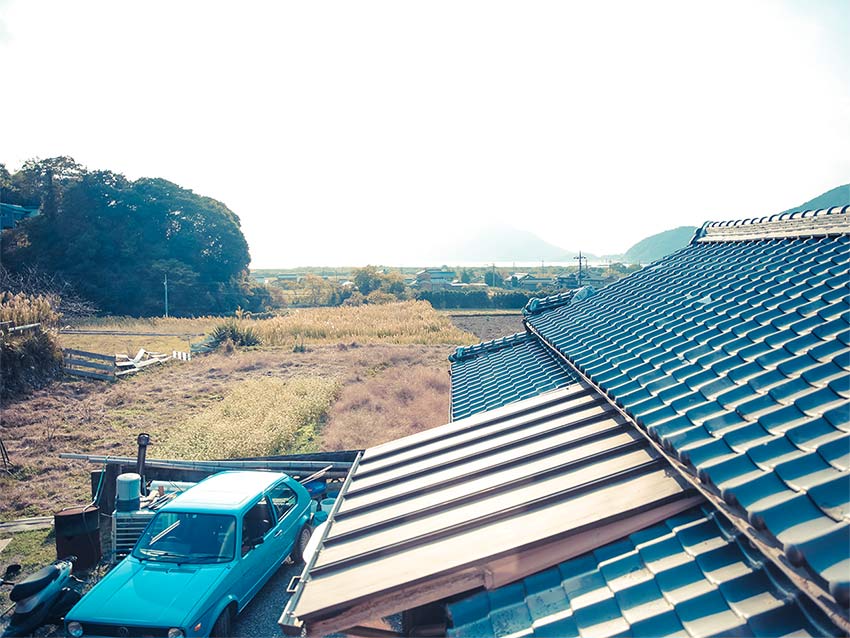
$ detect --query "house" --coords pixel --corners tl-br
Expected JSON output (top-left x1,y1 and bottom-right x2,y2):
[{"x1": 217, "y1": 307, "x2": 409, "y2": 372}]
[
  {"x1": 280, "y1": 206, "x2": 849, "y2": 637},
  {"x1": 510, "y1": 273, "x2": 553, "y2": 291},
  {"x1": 416, "y1": 268, "x2": 458, "y2": 291},
  {"x1": 0, "y1": 202, "x2": 39, "y2": 229}
]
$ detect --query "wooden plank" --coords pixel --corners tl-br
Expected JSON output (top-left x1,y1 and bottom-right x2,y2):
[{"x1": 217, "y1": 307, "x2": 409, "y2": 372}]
[
  {"x1": 115, "y1": 368, "x2": 140, "y2": 377},
  {"x1": 62, "y1": 348, "x2": 115, "y2": 362},
  {"x1": 0, "y1": 517, "x2": 54, "y2": 534},
  {"x1": 63, "y1": 356, "x2": 116, "y2": 372},
  {"x1": 64, "y1": 367, "x2": 115, "y2": 381},
  {"x1": 7, "y1": 323, "x2": 40, "y2": 333},
  {"x1": 133, "y1": 358, "x2": 164, "y2": 369}
]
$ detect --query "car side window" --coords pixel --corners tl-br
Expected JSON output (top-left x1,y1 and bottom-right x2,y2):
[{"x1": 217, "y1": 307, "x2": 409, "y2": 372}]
[
  {"x1": 241, "y1": 497, "x2": 274, "y2": 557},
  {"x1": 268, "y1": 481, "x2": 298, "y2": 521}
]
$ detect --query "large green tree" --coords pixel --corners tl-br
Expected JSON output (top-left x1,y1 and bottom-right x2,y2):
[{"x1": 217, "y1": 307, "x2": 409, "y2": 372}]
[{"x1": 1, "y1": 157, "x2": 267, "y2": 316}]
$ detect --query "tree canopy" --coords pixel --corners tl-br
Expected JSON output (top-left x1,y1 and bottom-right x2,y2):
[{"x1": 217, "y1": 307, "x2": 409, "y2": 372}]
[{"x1": 1, "y1": 157, "x2": 268, "y2": 316}]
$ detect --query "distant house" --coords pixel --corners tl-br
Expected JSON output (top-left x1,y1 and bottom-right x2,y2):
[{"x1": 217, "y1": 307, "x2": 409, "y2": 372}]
[
  {"x1": 510, "y1": 272, "x2": 552, "y2": 290},
  {"x1": 281, "y1": 206, "x2": 850, "y2": 638},
  {"x1": 0, "y1": 202, "x2": 39, "y2": 229},
  {"x1": 415, "y1": 268, "x2": 457, "y2": 291},
  {"x1": 275, "y1": 273, "x2": 305, "y2": 284}
]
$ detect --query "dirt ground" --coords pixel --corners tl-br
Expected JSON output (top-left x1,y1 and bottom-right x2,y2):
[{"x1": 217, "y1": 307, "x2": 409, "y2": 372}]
[
  {"x1": 446, "y1": 312, "x2": 524, "y2": 341},
  {"x1": 0, "y1": 313, "x2": 521, "y2": 522},
  {"x1": 0, "y1": 343, "x2": 455, "y2": 520}
]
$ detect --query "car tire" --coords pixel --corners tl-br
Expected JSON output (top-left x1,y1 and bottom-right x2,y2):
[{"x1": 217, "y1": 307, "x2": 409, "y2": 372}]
[
  {"x1": 290, "y1": 524, "x2": 313, "y2": 563},
  {"x1": 211, "y1": 606, "x2": 232, "y2": 638}
]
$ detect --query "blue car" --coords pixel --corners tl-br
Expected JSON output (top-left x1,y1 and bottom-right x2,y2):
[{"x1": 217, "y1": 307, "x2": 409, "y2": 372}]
[{"x1": 65, "y1": 471, "x2": 314, "y2": 638}]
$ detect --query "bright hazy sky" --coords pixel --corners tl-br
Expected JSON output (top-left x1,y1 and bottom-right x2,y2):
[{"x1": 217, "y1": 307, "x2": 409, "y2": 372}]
[{"x1": 1, "y1": 1, "x2": 848, "y2": 268}]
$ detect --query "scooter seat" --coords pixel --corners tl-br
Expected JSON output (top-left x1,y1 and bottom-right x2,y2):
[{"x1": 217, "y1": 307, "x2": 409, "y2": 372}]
[{"x1": 9, "y1": 564, "x2": 60, "y2": 602}]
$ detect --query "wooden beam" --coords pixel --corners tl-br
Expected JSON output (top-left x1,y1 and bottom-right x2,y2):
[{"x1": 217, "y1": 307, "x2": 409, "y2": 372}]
[
  {"x1": 305, "y1": 569, "x2": 485, "y2": 638},
  {"x1": 62, "y1": 348, "x2": 115, "y2": 362},
  {"x1": 63, "y1": 368, "x2": 115, "y2": 381},
  {"x1": 63, "y1": 357, "x2": 116, "y2": 372}
]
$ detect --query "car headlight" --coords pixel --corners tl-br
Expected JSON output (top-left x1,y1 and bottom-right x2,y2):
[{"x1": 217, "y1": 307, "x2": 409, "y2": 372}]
[
  {"x1": 67, "y1": 621, "x2": 84, "y2": 637},
  {"x1": 167, "y1": 629, "x2": 185, "y2": 638}
]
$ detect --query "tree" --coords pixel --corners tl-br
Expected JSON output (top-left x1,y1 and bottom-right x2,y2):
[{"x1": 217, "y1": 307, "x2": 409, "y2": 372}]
[
  {"x1": 352, "y1": 266, "x2": 383, "y2": 296},
  {"x1": 1, "y1": 158, "x2": 256, "y2": 316},
  {"x1": 484, "y1": 269, "x2": 504, "y2": 287}
]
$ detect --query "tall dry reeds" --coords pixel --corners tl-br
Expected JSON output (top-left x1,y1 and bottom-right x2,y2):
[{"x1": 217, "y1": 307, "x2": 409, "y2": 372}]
[
  {"x1": 160, "y1": 376, "x2": 341, "y2": 460},
  {"x1": 246, "y1": 301, "x2": 471, "y2": 347}
]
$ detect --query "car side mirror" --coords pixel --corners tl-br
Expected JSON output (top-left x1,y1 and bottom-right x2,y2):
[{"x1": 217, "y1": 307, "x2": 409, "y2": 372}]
[{"x1": 3, "y1": 564, "x2": 21, "y2": 580}]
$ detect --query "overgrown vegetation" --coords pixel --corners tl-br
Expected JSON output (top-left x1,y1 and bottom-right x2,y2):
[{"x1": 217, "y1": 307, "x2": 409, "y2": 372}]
[
  {"x1": 1, "y1": 157, "x2": 269, "y2": 316},
  {"x1": 0, "y1": 292, "x2": 62, "y2": 399},
  {"x1": 209, "y1": 321, "x2": 261, "y2": 348},
  {"x1": 160, "y1": 377, "x2": 341, "y2": 459}
]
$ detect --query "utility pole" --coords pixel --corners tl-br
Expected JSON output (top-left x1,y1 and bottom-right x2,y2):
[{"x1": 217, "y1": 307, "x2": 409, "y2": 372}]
[
  {"x1": 163, "y1": 273, "x2": 169, "y2": 317},
  {"x1": 574, "y1": 252, "x2": 587, "y2": 287}
]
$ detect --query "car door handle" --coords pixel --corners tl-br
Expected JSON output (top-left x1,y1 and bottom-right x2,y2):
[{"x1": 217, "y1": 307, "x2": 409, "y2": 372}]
[{"x1": 274, "y1": 529, "x2": 283, "y2": 538}]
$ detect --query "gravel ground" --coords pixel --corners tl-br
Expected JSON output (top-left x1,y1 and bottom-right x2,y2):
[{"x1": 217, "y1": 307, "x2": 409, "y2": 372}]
[{"x1": 233, "y1": 559, "x2": 303, "y2": 637}]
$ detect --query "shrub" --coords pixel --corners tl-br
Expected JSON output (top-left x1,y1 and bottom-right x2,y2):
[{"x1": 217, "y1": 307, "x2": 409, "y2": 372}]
[
  {"x1": 209, "y1": 321, "x2": 261, "y2": 348},
  {"x1": 1, "y1": 330, "x2": 62, "y2": 400}
]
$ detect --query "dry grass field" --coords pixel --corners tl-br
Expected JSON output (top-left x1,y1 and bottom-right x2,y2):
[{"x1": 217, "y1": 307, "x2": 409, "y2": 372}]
[
  {"x1": 60, "y1": 301, "x2": 471, "y2": 355},
  {"x1": 1, "y1": 302, "x2": 479, "y2": 521}
]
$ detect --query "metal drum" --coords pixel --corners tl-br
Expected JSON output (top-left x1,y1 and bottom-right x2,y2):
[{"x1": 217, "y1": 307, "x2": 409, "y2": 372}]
[{"x1": 54, "y1": 505, "x2": 101, "y2": 571}]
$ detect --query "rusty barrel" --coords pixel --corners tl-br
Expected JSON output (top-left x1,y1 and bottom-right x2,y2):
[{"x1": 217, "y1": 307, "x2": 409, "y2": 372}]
[{"x1": 54, "y1": 505, "x2": 101, "y2": 571}]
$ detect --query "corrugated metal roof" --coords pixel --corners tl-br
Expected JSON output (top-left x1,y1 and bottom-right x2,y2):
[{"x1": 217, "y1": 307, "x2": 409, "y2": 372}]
[
  {"x1": 449, "y1": 332, "x2": 578, "y2": 420},
  {"x1": 282, "y1": 384, "x2": 701, "y2": 634},
  {"x1": 524, "y1": 215, "x2": 849, "y2": 609},
  {"x1": 447, "y1": 505, "x2": 841, "y2": 637}
]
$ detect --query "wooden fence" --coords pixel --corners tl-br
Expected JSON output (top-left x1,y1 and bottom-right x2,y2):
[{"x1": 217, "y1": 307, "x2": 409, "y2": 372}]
[{"x1": 63, "y1": 348, "x2": 117, "y2": 381}]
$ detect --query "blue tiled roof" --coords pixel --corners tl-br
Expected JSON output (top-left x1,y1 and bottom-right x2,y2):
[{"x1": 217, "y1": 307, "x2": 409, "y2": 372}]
[
  {"x1": 447, "y1": 506, "x2": 840, "y2": 637},
  {"x1": 525, "y1": 228, "x2": 850, "y2": 601},
  {"x1": 449, "y1": 332, "x2": 578, "y2": 420}
]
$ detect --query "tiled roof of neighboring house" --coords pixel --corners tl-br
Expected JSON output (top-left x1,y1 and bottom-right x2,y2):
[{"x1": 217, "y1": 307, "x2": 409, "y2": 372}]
[
  {"x1": 447, "y1": 505, "x2": 839, "y2": 638},
  {"x1": 449, "y1": 333, "x2": 578, "y2": 420},
  {"x1": 281, "y1": 385, "x2": 702, "y2": 635},
  {"x1": 524, "y1": 208, "x2": 850, "y2": 605}
]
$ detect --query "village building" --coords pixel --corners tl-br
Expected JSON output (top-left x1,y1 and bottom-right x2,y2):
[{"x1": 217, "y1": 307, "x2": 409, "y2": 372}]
[{"x1": 281, "y1": 206, "x2": 849, "y2": 637}]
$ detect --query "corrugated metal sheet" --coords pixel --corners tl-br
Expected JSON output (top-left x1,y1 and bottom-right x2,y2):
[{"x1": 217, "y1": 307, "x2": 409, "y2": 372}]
[{"x1": 284, "y1": 384, "x2": 701, "y2": 632}]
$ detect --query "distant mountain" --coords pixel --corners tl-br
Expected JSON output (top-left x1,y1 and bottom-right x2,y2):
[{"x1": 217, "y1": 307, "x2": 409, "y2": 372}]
[
  {"x1": 619, "y1": 226, "x2": 697, "y2": 265},
  {"x1": 431, "y1": 225, "x2": 583, "y2": 262},
  {"x1": 780, "y1": 184, "x2": 850, "y2": 214}
]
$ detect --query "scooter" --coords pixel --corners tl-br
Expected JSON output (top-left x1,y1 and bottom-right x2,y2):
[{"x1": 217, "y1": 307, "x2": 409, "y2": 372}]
[{"x1": 1, "y1": 557, "x2": 81, "y2": 637}]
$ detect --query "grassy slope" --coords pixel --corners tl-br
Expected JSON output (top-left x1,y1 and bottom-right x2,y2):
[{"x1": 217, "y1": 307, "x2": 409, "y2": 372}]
[{"x1": 1, "y1": 303, "x2": 476, "y2": 521}]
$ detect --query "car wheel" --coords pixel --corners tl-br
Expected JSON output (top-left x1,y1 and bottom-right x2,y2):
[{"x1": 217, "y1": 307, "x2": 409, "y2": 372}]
[
  {"x1": 290, "y1": 524, "x2": 313, "y2": 563},
  {"x1": 211, "y1": 606, "x2": 232, "y2": 638}
]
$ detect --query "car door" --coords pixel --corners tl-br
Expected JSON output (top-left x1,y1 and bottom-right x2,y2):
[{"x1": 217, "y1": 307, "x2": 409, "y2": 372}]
[
  {"x1": 267, "y1": 480, "x2": 302, "y2": 557},
  {"x1": 235, "y1": 496, "x2": 277, "y2": 605}
]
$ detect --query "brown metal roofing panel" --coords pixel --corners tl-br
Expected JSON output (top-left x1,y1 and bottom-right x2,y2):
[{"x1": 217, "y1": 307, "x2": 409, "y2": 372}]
[
  {"x1": 293, "y1": 464, "x2": 691, "y2": 620},
  {"x1": 320, "y1": 447, "x2": 658, "y2": 563},
  {"x1": 354, "y1": 392, "x2": 609, "y2": 482},
  {"x1": 331, "y1": 430, "x2": 644, "y2": 535},
  {"x1": 342, "y1": 405, "x2": 624, "y2": 507},
  {"x1": 361, "y1": 384, "x2": 593, "y2": 461}
]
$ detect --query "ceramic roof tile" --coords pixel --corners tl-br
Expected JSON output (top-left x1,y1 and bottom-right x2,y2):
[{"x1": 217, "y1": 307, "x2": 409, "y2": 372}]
[
  {"x1": 525, "y1": 222, "x2": 850, "y2": 598},
  {"x1": 447, "y1": 507, "x2": 841, "y2": 638},
  {"x1": 449, "y1": 332, "x2": 579, "y2": 420}
]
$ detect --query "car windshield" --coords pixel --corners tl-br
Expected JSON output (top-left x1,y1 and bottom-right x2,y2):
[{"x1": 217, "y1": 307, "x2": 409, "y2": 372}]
[{"x1": 132, "y1": 512, "x2": 237, "y2": 563}]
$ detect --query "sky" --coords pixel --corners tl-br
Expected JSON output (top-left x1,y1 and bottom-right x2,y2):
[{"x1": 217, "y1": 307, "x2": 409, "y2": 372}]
[{"x1": 1, "y1": 0, "x2": 848, "y2": 268}]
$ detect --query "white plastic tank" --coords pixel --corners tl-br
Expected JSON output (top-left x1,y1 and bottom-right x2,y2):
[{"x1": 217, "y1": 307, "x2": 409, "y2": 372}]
[{"x1": 116, "y1": 473, "x2": 142, "y2": 511}]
